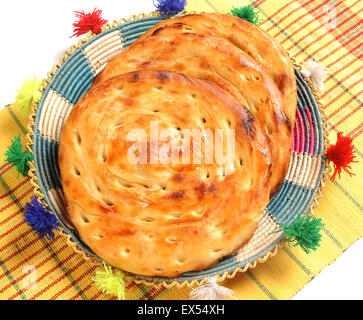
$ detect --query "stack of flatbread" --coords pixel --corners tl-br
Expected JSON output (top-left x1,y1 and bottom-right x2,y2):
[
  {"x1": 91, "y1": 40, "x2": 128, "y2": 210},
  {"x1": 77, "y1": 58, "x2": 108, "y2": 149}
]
[{"x1": 59, "y1": 13, "x2": 297, "y2": 277}]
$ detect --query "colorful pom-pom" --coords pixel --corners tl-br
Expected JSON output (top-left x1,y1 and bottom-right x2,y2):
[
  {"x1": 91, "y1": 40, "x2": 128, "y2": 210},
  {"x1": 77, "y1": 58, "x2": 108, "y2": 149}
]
[
  {"x1": 71, "y1": 8, "x2": 108, "y2": 37},
  {"x1": 301, "y1": 61, "x2": 329, "y2": 93},
  {"x1": 4, "y1": 134, "x2": 34, "y2": 177},
  {"x1": 229, "y1": 5, "x2": 261, "y2": 25},
  {"x1": 270, "y1": 214, "x2": 324, "y2": 254},
  {"x1": 327, "y1": 131, "x2": 357, "y2": 181},
  {"x1": 153, "y1": 0, "x2": 187, "y2": 14},
  {"x1": 15, "y1": 77, "x2": 42, "y2": 116},
  {"x1": 93, "y1": 263, "x2": 126, "y2": 300},
  {"x1": 190, "y1": 277, "x2": 236, "y2": 300},
  {"x1": 24, "y1": 196, "x2": 59, "y2": 240}
]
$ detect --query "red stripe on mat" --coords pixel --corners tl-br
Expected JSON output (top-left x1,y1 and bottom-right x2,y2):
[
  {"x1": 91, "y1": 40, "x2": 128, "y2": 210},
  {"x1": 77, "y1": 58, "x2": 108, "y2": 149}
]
[
  {"x1": 69, "y1": 282, "x2": 95, "y2": 300},
  {"x1": 29, "y1": 254, "x2": 88, "y2": 300},
  {"x1": 287, "y1": 12, "x2": 362, "y2": 58},
  {"x1": 0, "y1": 229, "x2": 33, "y2": 253},
  {"x1": 322, "y1": 65, "x2": 362, "y2": 98},
  {"x1": 323, "y1": 80, "x2": 361, "y2": 108},
  {"x1": 326, "y1": 91, "x2": 362, "y2": 118},
  {"x1": 272, "y1": 0, "x2": 333, "y2": 38},
  {"x1": 50, "y1": 264, "x2": 98, "y2": 300},
  {"x1": 328, "y1": 105, "x2": 362, "y2": 132},
  {"x1": 0, "y1": 237, "x2": 63, "y2": 282},
  {"x1": 325, "y1": 49, "x2": 362, "y2": 69},
  {"x1": 69, "y1": 283, "x2": 94, "y2": 300},
  {"x1": 0, "y1": 207, "x2": 25, "y2": 226},
  {"x1": 0, "y1": 179, "x2": 29, "y2": 200},
  {"x1": 299, "y1": 0, "x2": 363, "y2": 53},
  {"x1": 262, "y1": 0, "x2": 307, "y2": 33},
  {"x1": 1, "y1": 236, "x2": 42, "y2": 265},
  {"x1": 280, "y1": 0, "x2": 344, "y2": 45},
  {"x1": 0, "y1": 163, "x2": 12, "y2": 177},
  {"x1": 88, "y1": 290, "x2": 104, "y2": 300},
  {"x1": 349, "y1": 123, "x2": 363, "y2": 139},
  {"x1": 1, "y1": 241, "x2": 68, "y2": 297},
  {"x1": 300, "y1": 26, "x2": 362, "y2": 63},
  {"x1": 0, "y1": 162, "x2": 11, "y2": 171},
  {"x1": 254, "y1": 1, "x2": 362, "y2": 112},
  {"x1": 140, "y1": 286, "x2": 167, "y2": 300},
  {"x1": 257, "y1": 0, "x2": 297, "y2": 28},
  {"x1": 0, "y1": 220, "x2": 28, "y2": 241},
  {"x1": 8, "y1": 250, "x2": 79, "y2": 300},
  {"x1": 0, "y1": 259, "x2": 24, "y2": 298},
  {"x1": 0, "y1": 188, "x2": 33, "y2": 213}
]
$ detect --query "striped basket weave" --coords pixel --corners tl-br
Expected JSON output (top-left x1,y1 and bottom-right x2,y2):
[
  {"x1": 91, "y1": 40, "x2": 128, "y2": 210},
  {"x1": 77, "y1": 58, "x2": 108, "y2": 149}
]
[{"x1": 27, "y1": 12, "x2": 327, "y2": 288}]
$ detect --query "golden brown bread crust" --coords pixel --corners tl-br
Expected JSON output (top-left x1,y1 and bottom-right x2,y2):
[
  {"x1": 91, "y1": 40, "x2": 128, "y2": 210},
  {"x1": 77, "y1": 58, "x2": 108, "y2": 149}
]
[
  {"x1": 136, "y1": 13, "x2": 297, "y2": 128},
  {"x1": 94, "y1": 32, "x2": 291, "y2": 194},
  {"x1": 59, "y1": 70, "x2": 272, "y2": 277}
]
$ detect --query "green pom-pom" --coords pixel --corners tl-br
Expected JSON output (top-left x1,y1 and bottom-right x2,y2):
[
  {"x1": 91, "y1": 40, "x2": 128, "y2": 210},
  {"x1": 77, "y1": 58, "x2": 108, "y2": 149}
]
[
  {"x1": 271, "y1": 214, "x2": 324, "y2": 254},
  {"x1": 229, "y1": 5, "x2": 261, "y2": 25},
  {"x1": 5, "y1": 134, "x2": 34, "y2": 177},
  {"x1": 15, "y1": 77, "x2": 42, "y2": 116},
  {"x1": 93, "y1": 263, "x2": 126, "y2": 300}
]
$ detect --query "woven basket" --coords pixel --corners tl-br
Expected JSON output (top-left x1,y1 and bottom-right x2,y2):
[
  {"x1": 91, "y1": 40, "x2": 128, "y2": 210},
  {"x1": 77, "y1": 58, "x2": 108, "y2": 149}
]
[{"x1": 26, "y1": 11, "x2": 328, "y2": 288}]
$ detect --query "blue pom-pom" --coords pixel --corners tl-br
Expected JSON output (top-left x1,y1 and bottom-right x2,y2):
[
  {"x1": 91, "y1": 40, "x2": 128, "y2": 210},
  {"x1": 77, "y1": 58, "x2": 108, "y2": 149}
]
[
  {"x1": 154, "y1": 0, "x2": 187, "y2": 14},
  {"x1": 24, "y1": 196, "x2": 59, "y2": 240}
]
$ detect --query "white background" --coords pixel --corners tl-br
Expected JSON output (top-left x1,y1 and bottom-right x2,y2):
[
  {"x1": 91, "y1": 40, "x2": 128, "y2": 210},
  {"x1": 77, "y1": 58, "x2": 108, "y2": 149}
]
[{"x1": 0, "y1": 0, "x2": 361, "y2": 300}]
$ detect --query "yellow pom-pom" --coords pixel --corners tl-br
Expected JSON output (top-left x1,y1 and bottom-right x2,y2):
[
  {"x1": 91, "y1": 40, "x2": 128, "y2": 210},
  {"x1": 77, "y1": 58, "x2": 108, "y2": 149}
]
[
  {"x1": 15, "y1": 77, "x2": 42, "y2": 116},
  {"x1": 93, "y1": 263, "x2": 126, "y2": 300}
]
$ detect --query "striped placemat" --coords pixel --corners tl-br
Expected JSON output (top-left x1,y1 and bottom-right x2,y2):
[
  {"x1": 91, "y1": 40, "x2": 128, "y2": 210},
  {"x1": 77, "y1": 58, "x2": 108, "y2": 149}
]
[{"x1": 0, "y1": 0, "x2": 361, "y2": 299}]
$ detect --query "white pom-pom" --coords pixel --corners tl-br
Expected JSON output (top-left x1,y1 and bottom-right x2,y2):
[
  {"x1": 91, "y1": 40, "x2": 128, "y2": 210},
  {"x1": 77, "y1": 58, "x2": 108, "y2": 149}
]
[
  {"x1": 301, "y1": 61, "x2": 329, "y2": 94},
  {"x1": 190, "y1": 276, "x2": 236, "y2": 300}
]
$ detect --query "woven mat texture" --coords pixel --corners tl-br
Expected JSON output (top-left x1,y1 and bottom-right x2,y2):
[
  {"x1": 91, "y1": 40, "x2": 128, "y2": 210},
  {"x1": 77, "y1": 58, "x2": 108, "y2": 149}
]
[{"x1": 0, "y1": 0, "x2": 362, "y2": 299}]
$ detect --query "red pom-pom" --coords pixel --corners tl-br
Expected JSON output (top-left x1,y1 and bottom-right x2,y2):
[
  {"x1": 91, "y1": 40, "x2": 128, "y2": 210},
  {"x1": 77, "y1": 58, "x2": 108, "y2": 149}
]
[
  {"x1": 327, "y1": 132, "x2": 357, "y2": 181},
  {"x1": 71, "y1": 8, "x2": 108, "y2": 38}
]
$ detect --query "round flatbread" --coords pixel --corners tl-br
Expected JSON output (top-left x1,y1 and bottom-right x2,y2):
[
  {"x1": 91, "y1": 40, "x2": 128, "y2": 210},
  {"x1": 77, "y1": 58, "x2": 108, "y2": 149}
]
[
  {"x1": 94, "y1": 32, "x2": 291, "y2": 194},
  {"x1": 137, "y1": 13, "x2": 297, "y2": 127},
  {"x1": 59, "y1": 70, "x2": 272, "y2": 277}
]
